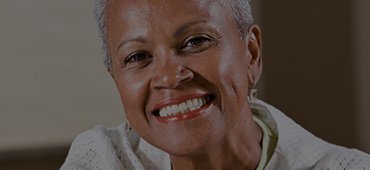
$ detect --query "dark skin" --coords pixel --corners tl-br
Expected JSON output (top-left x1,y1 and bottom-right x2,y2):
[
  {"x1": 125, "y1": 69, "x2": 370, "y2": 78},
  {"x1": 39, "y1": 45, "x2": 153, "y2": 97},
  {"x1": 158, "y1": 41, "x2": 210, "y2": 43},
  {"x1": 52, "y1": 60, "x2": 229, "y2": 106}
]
[{"x1": 106, "y1": 0, "x2": 263, "y2": 169}]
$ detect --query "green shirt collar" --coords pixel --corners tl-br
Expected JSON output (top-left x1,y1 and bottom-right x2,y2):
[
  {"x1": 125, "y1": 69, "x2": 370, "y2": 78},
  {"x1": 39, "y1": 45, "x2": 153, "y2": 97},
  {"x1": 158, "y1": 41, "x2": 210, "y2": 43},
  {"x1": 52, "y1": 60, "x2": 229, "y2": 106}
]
[{"x1": 252, "y1": 102, "x2": 279, "y2": 170}]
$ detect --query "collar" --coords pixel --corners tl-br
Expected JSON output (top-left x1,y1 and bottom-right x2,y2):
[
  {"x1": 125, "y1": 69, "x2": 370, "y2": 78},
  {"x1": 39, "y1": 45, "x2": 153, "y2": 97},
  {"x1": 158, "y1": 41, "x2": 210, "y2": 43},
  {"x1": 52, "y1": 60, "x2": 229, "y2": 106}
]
[{"x1": 251, "y1": 101, "x2": 279, "y2": 170}]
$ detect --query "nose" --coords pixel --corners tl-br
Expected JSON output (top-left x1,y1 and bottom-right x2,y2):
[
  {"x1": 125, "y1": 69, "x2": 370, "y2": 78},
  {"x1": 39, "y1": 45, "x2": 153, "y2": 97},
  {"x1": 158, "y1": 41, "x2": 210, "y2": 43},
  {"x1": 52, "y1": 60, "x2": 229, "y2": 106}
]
[{"x1": 151, "y1": 59, "x2": 194, "y2": 90}]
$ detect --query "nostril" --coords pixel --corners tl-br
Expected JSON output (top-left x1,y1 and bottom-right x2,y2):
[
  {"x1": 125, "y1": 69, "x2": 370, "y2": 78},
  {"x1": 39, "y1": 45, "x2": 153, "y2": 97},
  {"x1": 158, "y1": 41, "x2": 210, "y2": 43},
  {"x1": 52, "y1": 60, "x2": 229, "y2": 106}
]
[
  {"x1": 178, "y1": 68, "x2": 194, "y2": 84},
  {"x1": 150, "y1": 64, "x2": 194, "y2": 90}
]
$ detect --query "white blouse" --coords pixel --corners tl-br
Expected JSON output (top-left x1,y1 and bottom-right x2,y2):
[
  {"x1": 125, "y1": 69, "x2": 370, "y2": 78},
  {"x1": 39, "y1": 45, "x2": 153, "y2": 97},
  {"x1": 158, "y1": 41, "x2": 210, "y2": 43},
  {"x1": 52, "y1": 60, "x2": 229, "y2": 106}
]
[{"x1": 61, "y1": 100, "x2": 370, "y2": 170}]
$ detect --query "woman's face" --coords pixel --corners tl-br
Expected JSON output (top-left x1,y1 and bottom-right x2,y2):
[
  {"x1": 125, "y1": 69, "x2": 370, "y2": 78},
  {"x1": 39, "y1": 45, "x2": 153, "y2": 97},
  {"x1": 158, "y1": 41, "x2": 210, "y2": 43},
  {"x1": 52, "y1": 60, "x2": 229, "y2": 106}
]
[{"x1": 106, "y1": 0, "x2": 261, "y2": 156}]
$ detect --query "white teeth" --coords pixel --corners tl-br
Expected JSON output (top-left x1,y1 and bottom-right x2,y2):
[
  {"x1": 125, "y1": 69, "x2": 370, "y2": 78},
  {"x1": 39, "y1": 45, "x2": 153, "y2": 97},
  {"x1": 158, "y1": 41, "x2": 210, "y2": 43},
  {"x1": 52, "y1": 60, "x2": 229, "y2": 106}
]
[
  {"x1": 157, "y1": 97, "x2": 209, "y2": 117},
  {"x1": 199, "y1": 98, "x2": 204, "y2": 107},
  {"x1": 186, "y1": 100, "x2": 193, "y2": 108},
  {"x1": 159, "y1": 107, "x2": 167, "y2": 117},
  {"x1": 193, "y1": 98, "x2": 199, "y2": 107},
  {"x1": 171, "y1": 105, "x2": 178, "y2": 116},
  {"x1": 179, "y1": 102, "x2": 186, "y2": 113},
  {"x1": 159, "y1": 109, "x2": 164, "y2": 117}
]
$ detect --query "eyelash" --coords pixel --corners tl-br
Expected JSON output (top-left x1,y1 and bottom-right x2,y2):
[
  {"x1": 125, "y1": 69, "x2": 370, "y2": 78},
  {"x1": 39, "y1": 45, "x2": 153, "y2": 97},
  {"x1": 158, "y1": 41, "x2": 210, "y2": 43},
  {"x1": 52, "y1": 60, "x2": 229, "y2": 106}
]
[
  {"x1": 123, "y1": 51, "x2": 152, "y2": 66},
  {"x1": 180, "y1": 34, "x2": 217, "y2": 53},
  {"x1": 121, "y1": 33, "x2": 222, "y2": 68}
]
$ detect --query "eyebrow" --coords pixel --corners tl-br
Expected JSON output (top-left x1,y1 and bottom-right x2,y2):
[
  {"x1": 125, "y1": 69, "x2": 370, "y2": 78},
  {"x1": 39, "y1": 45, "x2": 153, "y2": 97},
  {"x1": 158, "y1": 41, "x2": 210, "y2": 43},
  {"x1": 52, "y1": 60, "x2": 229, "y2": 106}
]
[
  {"x1": 116, "y1": 20, "x2": 208, "y2": 52},
  {"x1": 116, "y1": 37, "x2": 147, "y2": 52},
  {"x1": 174, "y1": 20, "x2": 208, "y2": 38}
]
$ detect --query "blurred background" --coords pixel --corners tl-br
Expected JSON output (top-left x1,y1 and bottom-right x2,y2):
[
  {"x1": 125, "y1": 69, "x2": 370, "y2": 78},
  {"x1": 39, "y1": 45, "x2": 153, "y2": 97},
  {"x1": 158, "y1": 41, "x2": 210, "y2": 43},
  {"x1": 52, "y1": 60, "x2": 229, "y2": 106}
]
[{"x1": 0, "y1": 0, "x2": 369, "y2": 169}]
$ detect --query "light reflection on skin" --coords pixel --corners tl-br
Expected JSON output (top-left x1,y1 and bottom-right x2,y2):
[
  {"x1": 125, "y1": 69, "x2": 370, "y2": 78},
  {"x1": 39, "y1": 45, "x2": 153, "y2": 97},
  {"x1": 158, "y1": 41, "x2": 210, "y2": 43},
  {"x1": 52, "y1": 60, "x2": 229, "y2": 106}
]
[{"x1": 106, "y1": 0, "x2": 263, "y2": 169}]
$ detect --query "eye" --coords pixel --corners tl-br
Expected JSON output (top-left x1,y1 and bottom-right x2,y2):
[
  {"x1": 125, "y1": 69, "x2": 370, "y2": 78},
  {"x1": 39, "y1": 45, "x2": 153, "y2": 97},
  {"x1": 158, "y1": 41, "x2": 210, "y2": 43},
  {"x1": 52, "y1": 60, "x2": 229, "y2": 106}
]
[
  {"x1": 181, "y1": 34, "x2": 216, "y2": 53},
  {"x1": 123, "y1": 51, "x2": 152, "y2": 68},
  {"x1": 184, "y1": 35, "x2": 210, "y2": 47}
]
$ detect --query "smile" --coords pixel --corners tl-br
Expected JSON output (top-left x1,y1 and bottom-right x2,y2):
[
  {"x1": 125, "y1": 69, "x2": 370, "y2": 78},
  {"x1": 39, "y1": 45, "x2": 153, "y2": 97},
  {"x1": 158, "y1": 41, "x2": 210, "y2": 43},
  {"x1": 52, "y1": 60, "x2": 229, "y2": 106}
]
[{"x1": 152, "y1": 94, "x2": 213, "y2": 123}]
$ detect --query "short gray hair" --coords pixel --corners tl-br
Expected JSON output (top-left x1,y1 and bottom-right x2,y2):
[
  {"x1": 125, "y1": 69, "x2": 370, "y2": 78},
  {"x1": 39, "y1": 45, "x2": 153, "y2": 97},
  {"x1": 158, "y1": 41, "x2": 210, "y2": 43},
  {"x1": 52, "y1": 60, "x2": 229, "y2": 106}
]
[{"x1": 94, "y1": 0, "x2": 254, "y2": 71}]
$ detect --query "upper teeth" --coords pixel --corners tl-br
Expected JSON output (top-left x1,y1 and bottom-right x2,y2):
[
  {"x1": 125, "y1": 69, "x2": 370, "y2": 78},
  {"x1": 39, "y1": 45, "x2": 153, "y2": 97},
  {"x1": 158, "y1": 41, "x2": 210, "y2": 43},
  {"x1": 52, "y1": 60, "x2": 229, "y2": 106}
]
[{"x1": 158, "y1": 97, "x2": 207, "y2": 117}]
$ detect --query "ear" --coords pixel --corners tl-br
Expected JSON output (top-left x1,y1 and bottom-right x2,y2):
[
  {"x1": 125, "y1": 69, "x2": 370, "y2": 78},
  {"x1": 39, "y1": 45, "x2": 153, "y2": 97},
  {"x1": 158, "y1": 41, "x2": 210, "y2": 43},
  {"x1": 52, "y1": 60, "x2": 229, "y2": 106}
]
[{"x1": 246, "y1": 25, "x2": 263, "y2": 85}]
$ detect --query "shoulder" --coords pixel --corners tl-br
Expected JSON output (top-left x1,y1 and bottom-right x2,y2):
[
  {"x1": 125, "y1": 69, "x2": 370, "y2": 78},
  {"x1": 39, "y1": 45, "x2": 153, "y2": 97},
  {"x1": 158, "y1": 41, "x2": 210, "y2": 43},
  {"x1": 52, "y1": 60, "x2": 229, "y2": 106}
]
[
  {"x1": 61, "y1": 123, "x2": 171, "y2": 170},
  {"x1": 60, "y1": 124, "x2": 127, "y2": 170},
  {"x1": 314, "y1": 146, "x2": 370, "y2": 169},
  {"x1": 254, "y1": 100, "x2": 370, "y2": 169}
]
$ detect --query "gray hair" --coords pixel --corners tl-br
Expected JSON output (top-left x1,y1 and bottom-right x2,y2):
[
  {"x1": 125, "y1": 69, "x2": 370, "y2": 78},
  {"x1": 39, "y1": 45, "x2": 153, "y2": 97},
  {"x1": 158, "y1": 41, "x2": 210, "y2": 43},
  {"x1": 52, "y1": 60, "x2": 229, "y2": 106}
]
[{"x1": 94, "y1": 0, "x2": 254, "y2": 71}]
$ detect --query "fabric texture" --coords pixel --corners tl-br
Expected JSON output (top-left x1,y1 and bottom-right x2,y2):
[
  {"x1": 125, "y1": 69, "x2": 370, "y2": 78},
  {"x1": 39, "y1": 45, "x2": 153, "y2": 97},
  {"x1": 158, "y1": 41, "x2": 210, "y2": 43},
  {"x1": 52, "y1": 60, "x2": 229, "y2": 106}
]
[
  {"x1": 61, "y1": 100, "x2": 370, "y2": 170},
  {"x1": 252, "y1": 103, "x2": 278, "y2": 170}
]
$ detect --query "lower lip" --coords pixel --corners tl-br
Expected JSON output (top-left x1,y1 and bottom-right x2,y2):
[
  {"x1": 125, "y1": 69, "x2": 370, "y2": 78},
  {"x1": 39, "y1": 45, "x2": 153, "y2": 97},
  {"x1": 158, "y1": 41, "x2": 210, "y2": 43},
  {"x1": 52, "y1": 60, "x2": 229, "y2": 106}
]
[{"x1": 155, "y1": 102, "x2": 211, "y2": 123}]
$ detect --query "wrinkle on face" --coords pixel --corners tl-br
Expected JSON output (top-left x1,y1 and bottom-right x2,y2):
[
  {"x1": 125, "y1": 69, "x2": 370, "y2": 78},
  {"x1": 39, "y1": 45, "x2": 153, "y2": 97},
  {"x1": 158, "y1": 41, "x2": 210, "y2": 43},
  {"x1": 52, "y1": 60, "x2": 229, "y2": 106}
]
[{"x1": 106, "y1": 0, "x2": 261, "y2": 162}]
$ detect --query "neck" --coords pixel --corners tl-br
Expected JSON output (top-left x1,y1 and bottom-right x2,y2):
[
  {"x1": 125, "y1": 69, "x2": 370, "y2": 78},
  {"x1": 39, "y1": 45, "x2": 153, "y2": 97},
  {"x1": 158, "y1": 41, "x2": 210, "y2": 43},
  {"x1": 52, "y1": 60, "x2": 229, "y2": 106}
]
[{"x1": 170, "y1": 106, "x2": 262, "y2": 170}]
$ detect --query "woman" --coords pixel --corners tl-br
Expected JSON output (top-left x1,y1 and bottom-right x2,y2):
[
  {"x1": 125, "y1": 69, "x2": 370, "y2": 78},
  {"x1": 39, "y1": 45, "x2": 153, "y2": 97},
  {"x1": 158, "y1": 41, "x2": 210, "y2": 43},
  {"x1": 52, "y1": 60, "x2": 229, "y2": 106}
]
[{"x1": 61, "y1": 0, "x2": 370, "y2": 169}]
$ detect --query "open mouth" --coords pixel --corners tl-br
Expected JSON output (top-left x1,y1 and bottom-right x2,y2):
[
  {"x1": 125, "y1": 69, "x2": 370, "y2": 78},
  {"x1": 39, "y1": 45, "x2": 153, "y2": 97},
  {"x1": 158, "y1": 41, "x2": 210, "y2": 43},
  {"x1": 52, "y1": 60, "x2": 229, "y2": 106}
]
[{"x1": 152, "y1": 94, "x2": 214, "y2": 122}]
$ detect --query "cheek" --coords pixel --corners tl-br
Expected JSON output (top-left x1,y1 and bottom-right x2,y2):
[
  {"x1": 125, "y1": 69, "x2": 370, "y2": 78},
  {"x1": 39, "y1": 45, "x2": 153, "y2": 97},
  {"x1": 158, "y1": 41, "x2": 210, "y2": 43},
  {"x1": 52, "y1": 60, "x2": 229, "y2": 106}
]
[
  {"x1": 210, "y1": 46, "x2": 250, "y2": 112},
  {"x1": 214, "y1": 49, "x2": 250, "y2": 95},
  {"x1": 114, "y1": 74, "x2": 150, "y2": 121},
  {"x1": 220, "y1": 42, "x2": 250, "y2": 94}
]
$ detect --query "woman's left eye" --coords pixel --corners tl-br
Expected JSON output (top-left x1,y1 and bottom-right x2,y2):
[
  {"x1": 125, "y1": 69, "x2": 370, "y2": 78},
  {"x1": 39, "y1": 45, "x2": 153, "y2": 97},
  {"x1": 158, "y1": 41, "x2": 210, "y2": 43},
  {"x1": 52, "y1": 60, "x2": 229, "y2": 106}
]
[{"x1": 181, "y1": 34, "x2": 215, "y2": 53}]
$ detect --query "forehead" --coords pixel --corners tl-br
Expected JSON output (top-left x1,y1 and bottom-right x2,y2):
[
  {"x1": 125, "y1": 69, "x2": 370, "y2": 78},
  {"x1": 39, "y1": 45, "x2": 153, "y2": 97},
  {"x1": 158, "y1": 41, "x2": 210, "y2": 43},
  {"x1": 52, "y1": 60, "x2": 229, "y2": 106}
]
[
  {"x1": 105, "y1": 0, "x2": 232, "y2": 32},
  {"x1": 106, "y1": 0, "x2": 228, "y2": 16}
]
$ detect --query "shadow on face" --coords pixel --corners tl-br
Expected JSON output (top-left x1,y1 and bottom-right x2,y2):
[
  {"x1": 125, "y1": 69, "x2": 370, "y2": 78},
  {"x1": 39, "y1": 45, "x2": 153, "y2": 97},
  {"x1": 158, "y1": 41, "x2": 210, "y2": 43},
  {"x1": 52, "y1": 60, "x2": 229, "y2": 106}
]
[{"x1": 105, "y1": 0, "x2": 262, "y2": 156}]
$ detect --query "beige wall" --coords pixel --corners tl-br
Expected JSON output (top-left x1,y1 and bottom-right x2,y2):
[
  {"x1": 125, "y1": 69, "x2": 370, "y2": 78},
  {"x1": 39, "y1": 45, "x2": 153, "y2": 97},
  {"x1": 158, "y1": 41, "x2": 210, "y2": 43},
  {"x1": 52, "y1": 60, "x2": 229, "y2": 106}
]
[{"x1": 0, "y1": 0, "x2": 123, "y2": 152}]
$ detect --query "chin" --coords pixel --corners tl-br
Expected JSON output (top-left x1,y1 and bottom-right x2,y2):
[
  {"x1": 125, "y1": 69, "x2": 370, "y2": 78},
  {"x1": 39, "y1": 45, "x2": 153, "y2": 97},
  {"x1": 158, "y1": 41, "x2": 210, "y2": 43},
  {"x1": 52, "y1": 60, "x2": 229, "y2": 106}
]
[
  {"x1": 152, "y1": 127, "x2": 223, "y2": 158},
  {"x1": 160, "y1": 138, "x2": 213, "y2": 157}
]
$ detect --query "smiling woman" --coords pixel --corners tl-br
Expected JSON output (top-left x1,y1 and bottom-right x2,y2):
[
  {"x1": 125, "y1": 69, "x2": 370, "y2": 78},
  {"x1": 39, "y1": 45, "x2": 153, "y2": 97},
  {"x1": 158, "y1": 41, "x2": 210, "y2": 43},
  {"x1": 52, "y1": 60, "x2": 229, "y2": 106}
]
[{"x1": 61, "y1": 0, "x2": 370, "y2": 169}]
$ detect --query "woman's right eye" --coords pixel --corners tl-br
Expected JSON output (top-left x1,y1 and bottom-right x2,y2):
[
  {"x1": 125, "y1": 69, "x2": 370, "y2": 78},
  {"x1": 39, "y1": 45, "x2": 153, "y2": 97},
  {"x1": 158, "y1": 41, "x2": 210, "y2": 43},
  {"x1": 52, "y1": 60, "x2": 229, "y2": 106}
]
[{"x1": 123, "y1": 51, "x2": 153, "y2": 68}]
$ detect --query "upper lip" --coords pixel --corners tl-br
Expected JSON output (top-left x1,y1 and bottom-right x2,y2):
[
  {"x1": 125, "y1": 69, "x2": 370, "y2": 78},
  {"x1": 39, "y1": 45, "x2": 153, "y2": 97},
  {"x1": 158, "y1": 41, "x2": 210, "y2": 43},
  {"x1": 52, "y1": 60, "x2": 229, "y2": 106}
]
[{"x1": 150, "y1": 93, "x2": 211, "y2": 115}]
